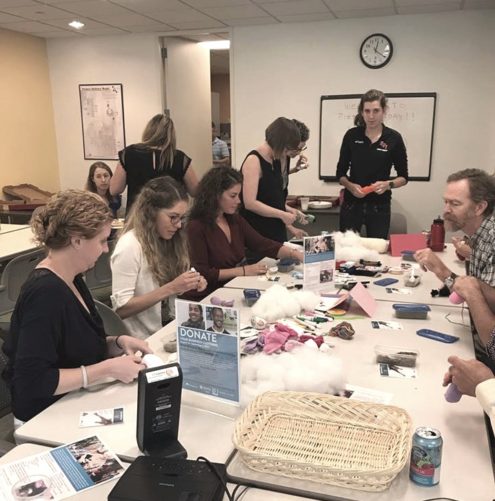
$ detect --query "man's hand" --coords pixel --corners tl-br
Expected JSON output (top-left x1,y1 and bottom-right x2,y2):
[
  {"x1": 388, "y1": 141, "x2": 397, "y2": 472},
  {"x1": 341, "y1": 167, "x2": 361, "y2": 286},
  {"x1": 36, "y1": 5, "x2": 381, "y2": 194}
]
[
  {"x1": 443, "y1": 356, "x2": 494, "y2": 397},
  {"x1": 414, "y1": 248, "x2": 451, "y2": 280}
]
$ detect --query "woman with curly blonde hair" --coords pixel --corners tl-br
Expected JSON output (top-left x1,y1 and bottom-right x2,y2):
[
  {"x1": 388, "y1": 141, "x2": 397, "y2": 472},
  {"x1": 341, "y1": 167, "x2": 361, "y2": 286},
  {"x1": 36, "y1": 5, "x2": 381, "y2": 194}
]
[
  {"x1": 111, "y1": 177, "x2": 206, "y2": 338},
  {"x1": 3, "y1": 190, "x2": 151, "y2": 423}
]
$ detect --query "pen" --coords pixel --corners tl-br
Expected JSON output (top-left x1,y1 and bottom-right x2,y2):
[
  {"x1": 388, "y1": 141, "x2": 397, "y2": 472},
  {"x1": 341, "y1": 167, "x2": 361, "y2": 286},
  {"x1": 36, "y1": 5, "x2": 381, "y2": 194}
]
[{"x1": 292, "y1": 317, "x2": 316, "y2": 331}]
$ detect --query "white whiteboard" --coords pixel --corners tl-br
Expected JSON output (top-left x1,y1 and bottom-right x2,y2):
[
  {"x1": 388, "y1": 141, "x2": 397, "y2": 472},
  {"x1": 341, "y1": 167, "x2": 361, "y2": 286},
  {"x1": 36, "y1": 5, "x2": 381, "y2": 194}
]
[{"x1": 319, "y1": 93, "x2": 436, "y2": 181}]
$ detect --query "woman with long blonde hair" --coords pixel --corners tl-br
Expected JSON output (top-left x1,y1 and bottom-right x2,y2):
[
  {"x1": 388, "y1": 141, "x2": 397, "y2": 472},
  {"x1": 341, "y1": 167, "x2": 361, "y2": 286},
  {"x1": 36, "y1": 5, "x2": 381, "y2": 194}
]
[
  {"x1": 111, "y1": 177, "x2": 206, "y2": 338},
  {"x1": 110, "y1": 113, "x2": 199, "y2": 214}
]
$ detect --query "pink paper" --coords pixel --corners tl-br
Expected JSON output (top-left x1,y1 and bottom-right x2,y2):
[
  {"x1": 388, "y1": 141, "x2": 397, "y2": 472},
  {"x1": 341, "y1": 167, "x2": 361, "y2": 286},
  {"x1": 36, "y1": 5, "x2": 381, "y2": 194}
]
[
  {"x1": 389, "y1": 233, "x2": 427, "y2": 257},
  {"x1": 349, "y1": 282, "x2": 377, "y2": 317}
]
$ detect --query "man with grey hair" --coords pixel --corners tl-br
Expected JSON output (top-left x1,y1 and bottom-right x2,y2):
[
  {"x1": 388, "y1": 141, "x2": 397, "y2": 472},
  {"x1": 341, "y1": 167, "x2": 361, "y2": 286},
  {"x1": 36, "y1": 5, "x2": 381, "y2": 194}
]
[{"x1": 415, "y1": 168, "x2": 495, "y2": 367}]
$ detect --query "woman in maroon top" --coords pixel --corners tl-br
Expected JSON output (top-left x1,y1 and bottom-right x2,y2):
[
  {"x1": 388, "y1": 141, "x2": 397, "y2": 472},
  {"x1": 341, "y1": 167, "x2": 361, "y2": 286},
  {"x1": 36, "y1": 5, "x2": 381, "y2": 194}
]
[{"x1": 186, "y1": 167, "x2": 303, "y2": 299}]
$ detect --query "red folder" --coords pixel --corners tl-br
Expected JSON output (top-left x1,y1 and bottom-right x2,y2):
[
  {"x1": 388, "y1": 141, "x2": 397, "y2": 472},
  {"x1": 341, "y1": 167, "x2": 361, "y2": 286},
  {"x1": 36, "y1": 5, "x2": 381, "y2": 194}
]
[{"x1": 389, "y1": 233, "x2": 427, "y2": 257}]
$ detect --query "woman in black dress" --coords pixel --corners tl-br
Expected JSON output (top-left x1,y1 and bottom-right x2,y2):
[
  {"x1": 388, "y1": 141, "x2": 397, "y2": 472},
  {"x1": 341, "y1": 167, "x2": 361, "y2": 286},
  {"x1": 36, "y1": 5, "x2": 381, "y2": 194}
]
[
  {"x1": 240, "y1": 117, "x2": 301, "y2": 260},
  {"x1": 110, "y1": 113, "x2": 199, "y2": 214}
]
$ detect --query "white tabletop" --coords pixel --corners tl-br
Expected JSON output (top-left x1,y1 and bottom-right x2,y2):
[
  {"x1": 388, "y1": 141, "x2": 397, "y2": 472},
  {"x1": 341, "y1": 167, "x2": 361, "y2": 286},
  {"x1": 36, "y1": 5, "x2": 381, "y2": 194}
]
[
  {"x1": 12, "y1": 273, "x2": 494, "y2": 500},
  {"x1": 0, "y1": 443, "x2": 124, "y2": 500},
  {"x1": 0, "y1": 444, "x2": 308, "y2": 500},
  {"x1": 14, "y1": 324, "x2": 236, "y2": 464},
  {"x1": 0, "y1": 223, "x2": 29, "y2": 235},
  {"x1": 204, "y1": 287, "x2": 494, "y2": 500},
  {"x1": 224, "y1": 244, "x2": 467, "y2": 309},
  {"x1": 0, "y1": 227, "x2": 37, "y2": 261}
]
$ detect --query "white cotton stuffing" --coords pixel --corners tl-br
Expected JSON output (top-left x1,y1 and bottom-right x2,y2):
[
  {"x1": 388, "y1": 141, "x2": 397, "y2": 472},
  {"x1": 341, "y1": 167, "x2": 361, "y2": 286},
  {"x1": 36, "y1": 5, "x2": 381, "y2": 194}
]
[
  {"x1": 331, "y1": 230, "x2": 388, "y2": 261},
  {"x1": 251, "y1": 285, "x2": 321, "y2": 322},
  {"x1": 240, "y1": 345, "x2": 345, "y2": 407}
]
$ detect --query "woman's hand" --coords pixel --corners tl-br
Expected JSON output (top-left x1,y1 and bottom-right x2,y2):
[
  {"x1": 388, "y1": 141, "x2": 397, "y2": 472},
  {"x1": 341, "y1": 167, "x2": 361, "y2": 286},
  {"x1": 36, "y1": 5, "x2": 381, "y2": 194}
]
[
  {"x1": 171, "y1": 270, "x2": 203, "y2": 295},
  {"x1": 295, "y1": 154, "x2": 308, "y2": 171},
  {"x1": 117, "y1": 335, "x2": 153, "y2": 356},
  {"x1": 281, "y1": 211, "x2": 296, "y2": 225},
  {"x1": 347, "y1": 182, "x2": 366, "y2": 199},
  {"x1": 244, "y1": 262, "x2": 268, "y2": 276},
  {"x1": 107, "y1": 355, "x2": 146, "y2": 383},
  {"x1": 196, "y1": 276, "x2": 207, "y2": 292},
  {"x1": 371, "y1": 180, "x2": 391, "y2": 195},
  {"x1": 287, "y1": 225, "x2": 308, "y2": 239}
]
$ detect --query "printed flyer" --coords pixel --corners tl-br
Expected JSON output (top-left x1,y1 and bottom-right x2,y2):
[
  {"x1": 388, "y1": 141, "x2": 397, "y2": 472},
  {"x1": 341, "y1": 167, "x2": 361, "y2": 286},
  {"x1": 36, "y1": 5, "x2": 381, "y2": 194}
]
[
  {"x1": 0, "y1": 436, "x2": 123, "y2": 500},
  {"x1": 176, "y1": 300, "x2": 240, "y2": 404},
  {"x1": 303, "y1": 235, "x2": 336, "y2": 293}
]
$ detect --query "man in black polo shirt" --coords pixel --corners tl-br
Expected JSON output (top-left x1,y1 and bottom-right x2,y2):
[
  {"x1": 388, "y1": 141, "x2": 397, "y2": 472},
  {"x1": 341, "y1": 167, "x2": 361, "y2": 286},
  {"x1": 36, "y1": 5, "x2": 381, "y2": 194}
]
[{"x1": 336, "y1": 89, "x2": 408, "y2": 238}]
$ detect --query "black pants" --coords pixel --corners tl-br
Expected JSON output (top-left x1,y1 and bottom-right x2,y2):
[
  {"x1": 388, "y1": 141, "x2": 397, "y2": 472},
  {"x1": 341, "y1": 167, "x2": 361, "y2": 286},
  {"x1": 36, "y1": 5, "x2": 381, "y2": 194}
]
[{"x1": 339, "y1": 201, "x2": 391, "y2": 239}]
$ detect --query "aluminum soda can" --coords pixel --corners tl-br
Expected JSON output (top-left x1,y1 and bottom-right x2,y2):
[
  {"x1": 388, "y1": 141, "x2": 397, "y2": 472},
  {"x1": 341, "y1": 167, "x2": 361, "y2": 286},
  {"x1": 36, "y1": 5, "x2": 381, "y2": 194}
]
[{"x1": 409, "y1": 427, "x2": 442, "y2": 486}]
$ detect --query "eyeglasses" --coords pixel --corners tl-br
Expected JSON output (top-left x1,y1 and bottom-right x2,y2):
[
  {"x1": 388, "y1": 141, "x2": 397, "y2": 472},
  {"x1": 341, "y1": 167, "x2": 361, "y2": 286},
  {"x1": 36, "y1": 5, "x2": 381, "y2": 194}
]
[
  {"x1": 288, "y1": 145, "x2": 307, "y2": 153},
  {"x1": 166, "y1": 212, "x2": 187, "y2": 226}
]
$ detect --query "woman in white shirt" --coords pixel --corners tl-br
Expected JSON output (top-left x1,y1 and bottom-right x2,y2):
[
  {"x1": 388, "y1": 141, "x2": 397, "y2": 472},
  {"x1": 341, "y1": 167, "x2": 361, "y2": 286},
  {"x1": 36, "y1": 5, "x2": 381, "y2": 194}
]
[{"x1": 111, "y1": 177, "x2": 206, "y2": 338}]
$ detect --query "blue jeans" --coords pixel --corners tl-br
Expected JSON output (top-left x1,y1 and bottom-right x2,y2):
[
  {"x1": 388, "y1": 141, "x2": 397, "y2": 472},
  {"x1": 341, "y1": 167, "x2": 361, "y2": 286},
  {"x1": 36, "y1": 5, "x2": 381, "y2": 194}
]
[{"x1": 339, "y1": 201, "x2": 391, "y2": 239}]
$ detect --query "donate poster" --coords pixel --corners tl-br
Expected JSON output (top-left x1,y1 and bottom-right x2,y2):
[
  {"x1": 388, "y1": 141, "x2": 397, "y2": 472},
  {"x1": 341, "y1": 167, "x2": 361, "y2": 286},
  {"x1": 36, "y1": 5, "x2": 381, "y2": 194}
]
[{"x1": 175, "y1": 300, "x2": 240, "y2": 404}]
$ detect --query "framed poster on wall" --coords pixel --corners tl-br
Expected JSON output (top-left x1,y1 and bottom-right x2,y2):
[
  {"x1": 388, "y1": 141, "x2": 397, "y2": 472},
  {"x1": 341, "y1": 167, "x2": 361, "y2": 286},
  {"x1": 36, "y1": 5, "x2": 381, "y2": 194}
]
[
  {"x1": 79, "y1": 83, "x2": 126, "y2": 160},
  {"x1": 319, "y1": 92, "x2": 437, "y2": 182}
]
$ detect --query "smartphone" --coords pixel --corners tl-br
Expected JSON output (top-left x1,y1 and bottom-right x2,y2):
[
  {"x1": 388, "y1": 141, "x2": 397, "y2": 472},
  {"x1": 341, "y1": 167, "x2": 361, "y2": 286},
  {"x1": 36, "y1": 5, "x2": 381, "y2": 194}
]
[{"x1": 374, "y1": 277, "x2": 399, "y2": 287}]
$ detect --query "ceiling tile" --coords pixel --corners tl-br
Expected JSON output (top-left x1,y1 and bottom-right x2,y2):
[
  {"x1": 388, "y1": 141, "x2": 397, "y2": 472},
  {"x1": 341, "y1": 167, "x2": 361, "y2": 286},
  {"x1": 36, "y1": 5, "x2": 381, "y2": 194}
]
[
  {"x1": 226, "y1": 16, "x2": 276, "y2": 25},
  {"x1": 167, "y1": 19, "x2": 226, "y2": 28},
  {"x1": 182, "y1": 0, "x2": 249, "y2": 6},
  {"x1": 56, "y1": 0, "x2": 135, "y2": 17},
  {"x1": 0, "y1": 11, "x2": 23, "y2": 22},
  {"x1": 0, "y1": 20, "x2": 58, "y2": 31},
  {"x1": 394, "y1": 0, "x2": 459, "y2": 4},
  {"x1": 335, "y1": 7, "x2": 395, "y2": 18},
  {"x1": 397, "y1": 3, "x2": 460, "y2": 14},
  {"x1": 109, "y1": 0, "x2": 189, "y2": 12},
  {"x1": 43, "y1": 16, "x2": 115, "y2": 29},
  {"x1": 122, "y1": 22, "x2": 175, "y2": 31},
  {"x1": 261, "y1": 0, "x2": 330, "y2": 16},
  {"x1": 0, "y1": 0, "x2": 36, "y2": 7},
  {"x1": 77, "y1": 26, "x2": 129, "y2": 35},
  {"x1": 149, "y1": 8, "x2": 220, "y2": 23},
  {"x1": 463, "y1": 0, "x2": 495, "y2": 7},
  {"x1": 32, "y1": 29, "x2": 83, "y2": 37},
  {"x1": 323, "y1": 0, "x2": 392, "y2": 10},
  {"x1": 276, "y1": 12, "x2": 336, "y2": 21},
  {"x1": 0, "y1": 3, "x2": 73, "y2": 20},
  {"x1": 202, "y1": 4, "x2": 270, "y2": 19}
]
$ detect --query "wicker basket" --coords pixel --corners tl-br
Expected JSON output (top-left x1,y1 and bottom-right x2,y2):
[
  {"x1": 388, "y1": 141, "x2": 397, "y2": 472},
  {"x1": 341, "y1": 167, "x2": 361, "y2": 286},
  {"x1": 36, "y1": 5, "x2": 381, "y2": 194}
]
[{"x1": 233, "y1": 391, "x2": 412, "y2": 492}]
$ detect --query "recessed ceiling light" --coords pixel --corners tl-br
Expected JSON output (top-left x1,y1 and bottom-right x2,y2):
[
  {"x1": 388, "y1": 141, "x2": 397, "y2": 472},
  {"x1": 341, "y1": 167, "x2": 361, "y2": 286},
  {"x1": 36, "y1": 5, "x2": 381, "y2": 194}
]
[
  {"x1": 198, "y1": 40, "x2": 230, "y2": 50},
  {"x1": 69, "y1": 20, "x2": 85, "y2": 29}
]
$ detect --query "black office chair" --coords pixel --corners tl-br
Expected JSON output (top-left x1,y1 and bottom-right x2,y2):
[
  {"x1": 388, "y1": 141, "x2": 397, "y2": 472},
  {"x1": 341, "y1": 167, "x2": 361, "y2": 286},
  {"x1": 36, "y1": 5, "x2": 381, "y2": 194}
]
[
  {"x1": 0, "y1": 249, "x2": 45, "y2": 332},
  {"x1": 85, "y1": 240, "x2": 114, "y2": 305},
  {"x1": 94, "y1": 300, "x2": 129, "y2": 337}
]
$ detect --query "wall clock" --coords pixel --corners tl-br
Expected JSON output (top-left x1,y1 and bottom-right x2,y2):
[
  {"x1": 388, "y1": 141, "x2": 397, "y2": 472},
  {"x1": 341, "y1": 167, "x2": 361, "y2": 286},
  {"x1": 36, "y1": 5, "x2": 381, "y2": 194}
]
[{"x1": 360, "y1": 33, "x2": 393, "y2": 69}]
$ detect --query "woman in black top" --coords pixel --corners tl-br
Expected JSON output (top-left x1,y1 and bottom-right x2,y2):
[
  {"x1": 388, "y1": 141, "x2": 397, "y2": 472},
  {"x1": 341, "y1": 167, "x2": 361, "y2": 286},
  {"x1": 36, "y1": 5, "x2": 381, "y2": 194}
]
[
  {"x1": 336, "y1": 89, "x2": 408, "y2": 239},
  {"x1": 3, "y1": 190, "x2": 151, "y2": 422},
  {"x1": 110, "y1": 114, "x2": 199, "y2": 214},
  {"x1": 240, "y1": 117, "x2": 301, "y2": 254}
]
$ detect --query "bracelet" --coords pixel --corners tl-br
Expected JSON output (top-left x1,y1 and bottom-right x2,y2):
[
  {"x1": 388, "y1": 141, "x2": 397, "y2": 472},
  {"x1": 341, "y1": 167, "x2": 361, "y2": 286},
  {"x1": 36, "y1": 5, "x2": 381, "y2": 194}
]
[
  {"x1": 115, "y1": 335, "x2": 124, "y2": 350},
  {"x1": 80, "y1": 365, "x2": 88, "y2": 389},
  {"x1": 242, "y1": 266, "x2": 246, "y2": 276}
]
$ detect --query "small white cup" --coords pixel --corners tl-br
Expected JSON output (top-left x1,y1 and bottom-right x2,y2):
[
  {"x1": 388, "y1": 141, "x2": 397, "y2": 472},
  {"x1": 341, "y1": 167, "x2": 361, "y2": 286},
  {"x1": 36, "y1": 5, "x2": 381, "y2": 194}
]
[{"x1": 300, "y1": 197, "x2": 310, "y2": 211}]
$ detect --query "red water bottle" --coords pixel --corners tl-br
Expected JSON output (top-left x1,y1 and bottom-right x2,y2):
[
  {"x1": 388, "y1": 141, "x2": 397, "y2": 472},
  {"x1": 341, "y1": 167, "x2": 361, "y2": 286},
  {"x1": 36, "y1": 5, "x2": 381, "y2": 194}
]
[{"x1": 429, "y1": 216, "x2": 445, "y2": 252}]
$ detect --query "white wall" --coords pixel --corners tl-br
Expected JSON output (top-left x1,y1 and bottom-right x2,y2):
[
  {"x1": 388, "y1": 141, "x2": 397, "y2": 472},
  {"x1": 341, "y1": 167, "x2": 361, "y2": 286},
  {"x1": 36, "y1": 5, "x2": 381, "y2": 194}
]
[
  {"x1": 47, "y1": 34, "x2": 163, "y2": 190},
  {"x1": 163, "y1": 38, "x2": 212, "y2": 177},
  {"x1": 231, "y1": 11, "x2": 495, "y2": 233}
]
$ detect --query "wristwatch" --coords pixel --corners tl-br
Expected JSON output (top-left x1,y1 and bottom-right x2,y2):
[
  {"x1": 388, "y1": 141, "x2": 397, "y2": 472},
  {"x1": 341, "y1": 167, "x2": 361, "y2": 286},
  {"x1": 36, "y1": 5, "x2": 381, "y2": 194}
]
[
  {"x1": 443, "y1": 272, "x2": 458, "y2": 290},
  {"x1": 388, "y1": 181, "x2": 394, "y2": 190}
]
